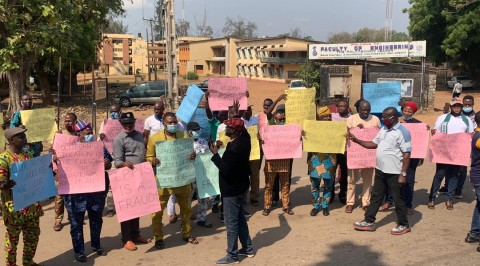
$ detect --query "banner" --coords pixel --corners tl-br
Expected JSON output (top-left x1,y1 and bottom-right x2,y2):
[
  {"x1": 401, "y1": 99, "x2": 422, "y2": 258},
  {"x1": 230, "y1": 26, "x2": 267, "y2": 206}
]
[
  {"x1": 262, "y1": 124, "x2": 302, "y2": 160},
  {"x1": 347, "y1": 127, "x2": 379, "y2": 169},
  {"x1": 308, "y1": 41, "x2": 427, "y2": 60},
  {"x1": 156, "y1": 138, "x2": 195, "y2": 188},
  {"x1": 21, "y1": 108, "x2": 57, "y2": 142},
  {"x1": 285, "y1": 88, "x2": 316, "y2": 128},
  {"x1": 194, "y1": 152, "x2": 220, "y2": 199},
  {"x1": 109, "y1": 162, "x2": 161, "y2": 223},
  {"x1": 56, "y1": 141, "x2": 106, "y2": 194},
  {"x1": 11, "y1": 154, "x2": 57, "y2": 211},
  {"x1": 207, "y1": 77, "x2": 248, "y2": 111},
  {"x1": 403, "y1": 123, "x2": 429, "y2": 159},
  {"x1": 191, "y1": 108, "x2": 211, "y2": 141},
  {"x1": 429, "y1": 132, "x2": 471, "y2": 166},
  {"x1": 177, "y1": 85, "x2": 205, "y2": 123},
  {"x1": 303, "y1": 120, "x2": 347, "y2": 153},
  {"x1": 102, "y1": 119, "x2": 144, "y2": 153},
  {"x1": 362, "y1": 83, "x2": 401, "y2": 113},
  {"x1": 247, "y1": 126, "x2": 260, "y2": 161}
]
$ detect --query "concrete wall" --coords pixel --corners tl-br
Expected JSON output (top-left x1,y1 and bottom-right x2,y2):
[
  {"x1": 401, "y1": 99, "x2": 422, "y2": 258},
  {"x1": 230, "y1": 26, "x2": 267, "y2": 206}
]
[{"x1": 318, "y1": 65, "x2": 363, "y2": 107}]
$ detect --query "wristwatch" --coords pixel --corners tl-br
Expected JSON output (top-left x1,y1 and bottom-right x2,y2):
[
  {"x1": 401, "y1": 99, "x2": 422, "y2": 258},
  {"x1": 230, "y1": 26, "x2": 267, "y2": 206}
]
[{"x1": 401, "y1": 172, "x2": 407, "y2": 177}]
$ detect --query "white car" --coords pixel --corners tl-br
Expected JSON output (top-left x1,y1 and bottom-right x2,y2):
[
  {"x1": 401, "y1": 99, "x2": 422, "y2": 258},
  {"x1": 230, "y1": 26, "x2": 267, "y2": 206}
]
[
  {"x1": 288, "y1": 79, "x2": 307, "y2": 90},
  {"x1": 447, "y1": 76, "x2": 475, "y2": 89}
]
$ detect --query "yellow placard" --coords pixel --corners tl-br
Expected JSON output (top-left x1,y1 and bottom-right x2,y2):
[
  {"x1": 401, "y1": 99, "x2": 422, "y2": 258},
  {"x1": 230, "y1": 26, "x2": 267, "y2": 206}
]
[
  {"x1": 247, "y1": 126, "x2": 260, "y2": 161},
  {"x1": 285, "y1": 88, "x2": 316, "y2": 128},
  {"x1": 218, "y1": 131, "x2": 231, "y2": 148},
  {"x1": 302, "y1": 120, "x2": 347, "y2": 154},
  {"x1": 0, "y1": 115, "x2": 5, "y2": 149},
  {"x1": 21, "y1": 108, "x2": 57, "y2": 142}
]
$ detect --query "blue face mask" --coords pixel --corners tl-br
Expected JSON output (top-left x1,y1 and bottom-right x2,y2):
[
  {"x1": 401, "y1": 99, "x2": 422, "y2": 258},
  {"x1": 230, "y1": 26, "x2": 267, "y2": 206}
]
[
  {"x1": 403, "y1": 115, "x2": 413, "y2": 121},
  {"x1": 166, "y1": 124, "x2": 178, "y2": 133},
  {"x1": 191, "y1": 131, "x2": 200, "y2": 139},
  {"x1": 84, "y1": 134, "x2": 95, "y2": 142},
  {"x1": 463, "y1": 107, "x2": 473, "y2": 113},
  {"x1": 110, "y1": 112, "x2": 120, "y2": 119}
]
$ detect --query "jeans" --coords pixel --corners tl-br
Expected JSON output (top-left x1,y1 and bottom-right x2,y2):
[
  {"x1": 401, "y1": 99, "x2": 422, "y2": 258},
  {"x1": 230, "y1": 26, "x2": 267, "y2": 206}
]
[
  {"x1": 429, "y1": 163, "x2": 460, "y2": 202},
  {"x1": 471, "y1": 185, "x2": 480, "y2": 235},
  {"x1": 365, "y1": 169, "x2": 409, "y2": 226},
  {"x1": 223, "y1": 195, "x2": 253, "y2": 260},
  {"x1": 444, "y1": 166, "x2": 467, "y2": 195}
]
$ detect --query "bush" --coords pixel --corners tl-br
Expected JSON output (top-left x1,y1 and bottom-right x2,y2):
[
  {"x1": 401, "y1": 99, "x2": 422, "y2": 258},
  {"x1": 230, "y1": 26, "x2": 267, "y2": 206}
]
[{"x1": 186, "y1": 71, "x2": 199, "y2": 80}]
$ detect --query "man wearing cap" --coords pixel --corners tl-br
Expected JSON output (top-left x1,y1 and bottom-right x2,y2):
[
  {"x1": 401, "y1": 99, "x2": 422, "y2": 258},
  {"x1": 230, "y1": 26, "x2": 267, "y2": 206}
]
[
  {"x1": 113, "y1": 112, "x2": 151, "y2": 251},
  {"x1": 0, "y1": 128, "x2": 44, "y2": 266},
  {"x1": 146, "y1": 112, "x2": 198, "y2": 249},
  {"x1": 428, "y1": 98, "x2": 474, "y2": 210},
  {"x1": 345, "y1": 100, "x2": 381, "y2": 213},
  {"x1": 210, "y1": 118, "x2": 254, "y2": 264}
]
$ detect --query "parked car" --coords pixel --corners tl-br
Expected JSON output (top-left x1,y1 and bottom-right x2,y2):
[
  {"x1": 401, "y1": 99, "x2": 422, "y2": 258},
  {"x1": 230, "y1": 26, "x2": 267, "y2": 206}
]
[
  {"x1": 447, "y1": 76, "x2": 475, "y2": 89},
  {"x1": 114, "y1": 81, "x2": 168, "y2": 107},
  {"x1": 196, "y1": 80, "x2": 208, "y2": 91},
  {"x1": 288, "y1": 79, "x2": 307, "y2": 90}
]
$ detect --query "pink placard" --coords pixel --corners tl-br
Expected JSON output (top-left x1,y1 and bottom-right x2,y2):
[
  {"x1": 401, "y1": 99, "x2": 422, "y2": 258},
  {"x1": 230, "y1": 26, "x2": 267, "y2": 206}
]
[
  {"x1": 262, "y1": 124, "x2": 302, "y2": 160},
  {"x1": 258, "y1": 112, "x2": 268, "y2": 138},
  {"x1": 52, "y1": 133, "x2": 79, "y2": 171},
  {"x1": 207, "y1": 77, "x2": 248, "y2": 111},
  {"x1": 102, "y1": 119, "x2": 144, "y2": 153},
  {"x1": 429, "y1": 132, "x2": 471, "y2": 166},
  {"x1": 108, "y1": 162, "x2": 161, "y2": 223},
  {"x1": 403, "y1": 123, "x2": 429, "y2": 159},
  {"x1": 56, "y1": 141, "x2": 106, "y2": 194},
  {"x1": 347, "y1": 127, "x2": 379, "y2": 169}
]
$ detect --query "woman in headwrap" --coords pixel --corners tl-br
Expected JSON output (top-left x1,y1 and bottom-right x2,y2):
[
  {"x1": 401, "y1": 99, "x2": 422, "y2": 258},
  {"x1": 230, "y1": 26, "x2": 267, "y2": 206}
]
[{"x1": 306, "y1": 106, "x2": 337, "y2": 216}]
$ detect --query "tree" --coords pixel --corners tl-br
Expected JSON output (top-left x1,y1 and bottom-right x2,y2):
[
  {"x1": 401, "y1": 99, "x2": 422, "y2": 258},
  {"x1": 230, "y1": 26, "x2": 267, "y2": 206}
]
[
  {"x1": 222, "y1": 16, "x2": 257, "y2": 38},
  {"x1": 102, "y1": 16, "x2": 128, "y2": 34},
  {"x1": 328, "y1": 32, "x2": 356, "y2": 43},
  {"x1": 196, "y1": 25, "x2": 213, "y2": 38},
  {"x1": 296, "y1": 60, "x2": 322, "y2": 91},
  {"x1": 176, "y1": 19, "x2": 190, "y2": 37}
]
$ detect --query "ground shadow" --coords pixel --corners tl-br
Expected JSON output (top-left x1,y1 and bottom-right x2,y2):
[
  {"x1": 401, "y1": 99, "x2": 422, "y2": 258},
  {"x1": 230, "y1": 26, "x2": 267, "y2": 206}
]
[
  {"x1": 311, "y1": 241, "x2": 383, "y2": 266},
  {"x1": 251, "y1": 214, "x2": 291, "y2": 251}
]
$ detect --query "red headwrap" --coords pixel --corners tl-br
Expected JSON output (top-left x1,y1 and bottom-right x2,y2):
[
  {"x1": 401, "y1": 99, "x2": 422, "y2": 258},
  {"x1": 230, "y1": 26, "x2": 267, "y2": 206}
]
[{"x1": 403, "y1": 101, "x2": 418, "y2": 113}]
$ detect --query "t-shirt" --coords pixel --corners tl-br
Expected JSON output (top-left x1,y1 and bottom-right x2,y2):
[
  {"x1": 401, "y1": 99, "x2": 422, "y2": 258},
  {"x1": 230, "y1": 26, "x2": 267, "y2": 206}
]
[
  {"x1": 332, "y1": 113, "x2": 350, "y2": 122},
  {"x1": 208, "y1": 118, "x2": 221, "y2": 141},
  {"x1": 194, "y1": 138, "x2": 209, "y2": 154},
  {"x1": 434, "y1": 113, "x2": 474, "y2": 134},
  {"x1": 144, "y1": 114, "x2": 185, "y2": 137},
  {"x1": 373, "y1": 123, "x2": 412, "y2": 174},
  {"x1": 347, "y1": 113, "x2": 381, "y2": 129}
]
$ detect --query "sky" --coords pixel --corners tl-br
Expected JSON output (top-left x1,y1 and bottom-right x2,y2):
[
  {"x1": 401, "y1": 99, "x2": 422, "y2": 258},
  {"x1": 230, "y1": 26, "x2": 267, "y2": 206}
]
[{"x1": 121, "y1": 0, "x2": 411, "y2": 42}]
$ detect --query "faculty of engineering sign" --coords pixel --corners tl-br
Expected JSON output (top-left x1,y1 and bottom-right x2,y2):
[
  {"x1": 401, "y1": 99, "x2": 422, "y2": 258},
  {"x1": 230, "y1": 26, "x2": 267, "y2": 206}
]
[{"x1": 308, "y1": 41, "x2": 426, "y2": 60}]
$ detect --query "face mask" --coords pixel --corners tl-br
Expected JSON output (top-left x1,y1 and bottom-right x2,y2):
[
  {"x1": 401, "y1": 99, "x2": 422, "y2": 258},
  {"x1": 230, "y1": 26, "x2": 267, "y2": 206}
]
[
  {"x1": 463, "y1": 107, "x2": 473, "y2": 113},
  {"x1": 166, "y1": 124, "x2": 178, "y2": 133},
  {"x1": 191, "y1": 131, "x2": 200, "y2": 139},
  {"x1": 84, "y1": 134, "x2": 95, "y2": 142},
  {"x1": 403, "y1": 115, "x2": 413, "y2": 121},
  {"x1": 382, "y1": 118, "x2": 393, "y2": 126},
  {"x1": 110, "y1": 112, "x2": 120, "y2": 119},
  {"x1": 276, "y1": 121, "x2": 285, "y2": 125}
]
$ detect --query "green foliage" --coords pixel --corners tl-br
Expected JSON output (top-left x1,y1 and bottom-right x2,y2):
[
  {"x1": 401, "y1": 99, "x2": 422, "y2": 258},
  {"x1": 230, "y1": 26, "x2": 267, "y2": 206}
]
[
  {"x1": 102, "y1": 16, "x2": 129, "y2": 34},
  {"x1": 296, "y1": 60, "x2": 322, "y2": 91},
  {"x1": 328, "y1": 28, "x2": 410, "y2": 43},
  {"x1": 186, "y1": 71, "x2": 199, "y2": 80}
]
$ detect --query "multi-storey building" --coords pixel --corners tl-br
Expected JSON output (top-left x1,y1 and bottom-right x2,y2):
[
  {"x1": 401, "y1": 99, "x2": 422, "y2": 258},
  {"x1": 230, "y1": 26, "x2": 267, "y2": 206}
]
[{"x1": 98, "y1": 33, "x2": 134, "y2": 75}]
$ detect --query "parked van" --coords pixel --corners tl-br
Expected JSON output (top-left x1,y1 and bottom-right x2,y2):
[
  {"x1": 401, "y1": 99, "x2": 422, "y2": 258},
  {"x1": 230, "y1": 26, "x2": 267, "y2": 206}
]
[{"x1": 114, "y1": 81, "x2": 168, "y2": 107}]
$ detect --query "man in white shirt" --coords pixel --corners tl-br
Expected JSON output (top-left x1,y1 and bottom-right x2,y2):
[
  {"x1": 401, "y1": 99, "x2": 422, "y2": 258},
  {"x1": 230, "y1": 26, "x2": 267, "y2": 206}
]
[{"x1": 453, "y1": 81, "x2": 462, "y2": 99}]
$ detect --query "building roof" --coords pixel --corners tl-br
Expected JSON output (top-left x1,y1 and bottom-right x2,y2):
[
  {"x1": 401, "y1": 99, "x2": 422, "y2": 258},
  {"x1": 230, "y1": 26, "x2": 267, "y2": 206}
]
[
  {"x1": 262, "y1": 47, "x2": 308, "y2": 52},
  {"x1": 235, "y1": 36, "x2": 321, "y2": 44}
]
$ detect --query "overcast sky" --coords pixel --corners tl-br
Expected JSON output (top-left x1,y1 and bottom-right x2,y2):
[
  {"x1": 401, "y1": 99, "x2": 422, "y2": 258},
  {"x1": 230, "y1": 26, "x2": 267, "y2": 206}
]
[{"x1": 121, "y1": 0, "x2": 411, "y2": 41}]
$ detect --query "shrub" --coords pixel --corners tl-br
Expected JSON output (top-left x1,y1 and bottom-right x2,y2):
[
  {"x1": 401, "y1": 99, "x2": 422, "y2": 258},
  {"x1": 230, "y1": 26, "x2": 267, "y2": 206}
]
[{"x1": 186, "y1": 71, "x2": 199, "y2": 80}]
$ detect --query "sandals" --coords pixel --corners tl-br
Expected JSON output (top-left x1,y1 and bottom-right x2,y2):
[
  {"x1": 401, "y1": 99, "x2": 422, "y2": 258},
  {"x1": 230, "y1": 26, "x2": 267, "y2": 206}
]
[
  {"x1": 381, "y1": 203, "x2": 391, "y2": 211},
  {"x1": 169, "y1": 214, "x2": 178, "y2": 224},
  {"x1": 183, "y1": 236, "x2": 199, "y2": 245},
  {"x1": 262, "y1": 209, "x2": 271, "y2": 216},
  {"x1": 428, "y1": 201, "x2": 435, "y2": 209},
  {"x1": 154, "y1": 240, "x2": 165, "y2": 250},
  {"x1": 445, "y1": 200, "x2": 454, "y2": 210},
  {"x1": 283, "y1": 208, "x2": 294, "y2": 215}
]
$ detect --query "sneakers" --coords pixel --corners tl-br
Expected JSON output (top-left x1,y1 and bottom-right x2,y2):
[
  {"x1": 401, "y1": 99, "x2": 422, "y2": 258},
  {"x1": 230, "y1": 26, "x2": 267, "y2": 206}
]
[
  {"x1": 220, "y1": 214, "x2": 224, "y2": 223},
  {"x1": 353, "y1": 220, "x2": 376, "y2": 231},
  {"x1": 391, "y1": 225, "x2": 411, "y2": 235},
  {"x1": 465, "y1": 232, "x2": 480, "y2": 243},
  {"x1": 215, "y1": 256, "x2": 239, "y2": 264},
  {"x1": 438, "y1": 186, "x2": 448, "y2": 194},
  {"x1": 455, "y1": 194, "x2": 463, "y2": 199},
  {"x1": 243, "y1": 210, "x2": 252, "y2": 218},
  {"x1": 238, "y1": 248, "x2": 255, "y2": 258}
]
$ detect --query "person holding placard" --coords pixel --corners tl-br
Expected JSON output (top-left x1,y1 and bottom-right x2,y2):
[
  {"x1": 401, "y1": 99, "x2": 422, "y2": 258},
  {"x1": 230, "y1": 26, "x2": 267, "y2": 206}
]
[
  {"x1": 0, "y1": 127, "x2": 44, "y2": 266},
  {"x1": 10, "y1": 94, "x2": 43, "y2": 157},
  {"x1": 465, "y1": 112, "x2": 480, "y2": 249},
  {"x1": 54, "y1": 127, "x2": 112, "y2": 262},
  {"x1": 345, "y1": 100, "x2": 380, "y2": 213},
  {"x1": 351, "y1": 107, "x2": 412, "y2": 235},
  {"x1": 307, "y1": 107, "x2": 337, "y2": 216},
  {"x1": 428, "y1": 98, "x2": 474, "y2": 210},
  {"x1": 113, "y1": 112, "x2": 151, "y2": 251},
  {"x1": 146, "y1": 112, "x2": 198, "y2": 250},
  {"x1": 241, "y1": 106, "x2": 261, "y2": 206},
  {"x1": 331, "y1": 99, "x2": 351, "y2": 205}
]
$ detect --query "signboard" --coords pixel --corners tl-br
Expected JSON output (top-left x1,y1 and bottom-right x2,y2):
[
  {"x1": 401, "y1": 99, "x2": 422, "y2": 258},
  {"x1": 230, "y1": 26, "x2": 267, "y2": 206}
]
[
  {"x1": 347, "y1": 127, "x2": 379, "y2": 169},
  {"x1": 155, "y1": 138, "x2": 196, "y2": 188},
  {"x1": 403, "y1": 123, "x2": 429, "y2": 159},
  {"x1": 308, "y1": 41, "x2": 427, "y2": 60},
  {"x1": 207, "y1": 77, "x2": 248, "y2": 111},
  {"x1": 95, "y1": 78, "x2": 107, "y2": 100},
  {"x1": 378, "y1": 78, "x2": 414, "y2": 97},
  {"x1": 194, "y1": 152, "x2": 220, "y2": 199}
]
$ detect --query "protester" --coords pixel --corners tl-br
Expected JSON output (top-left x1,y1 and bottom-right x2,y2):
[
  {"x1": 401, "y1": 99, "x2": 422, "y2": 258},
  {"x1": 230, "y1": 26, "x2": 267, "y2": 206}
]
[
  {"x1": 54, "y1": 127, "x2": 111, "y2": 262},
  {"x1": 0, "y1": 127, "x2": 43, "y2": 266},
  {"x1": 345, "y1": 100, "x2": 380, "y2": 213},
  {"x1": 465, "y1": 112, "x2": 480, "y2": 251},
  {"x1": 146, "y1": 112, "x2": 198, "y2": 249},
  {"x1": 210, "y1": 118, "x2": 254, "y2": 264},
  {"x1": 241, "y1": 106, "x2": 261, "y2": 206},
  {"x1": 453, "y1": 80, "x2": 462, "y2": 99},
  {"x1": 113, "y1": 112, "x2": 150, "y2": 251},
  {"x1": 307, "y1": 106, "x2": 336, "y2": 216},
  {"x1": 262, "y1": 110, "x2": 294, "y2": 216},
  {"x1": 351, "y1": 107, "x2": 412, "y2": 235},
  {"x1": 98, "y1": 103, "x2": 122, "y2": 218},
  {"x1": 10, "y1": 94, "x2": 43, "y2": 157},
  {"x1": 331, "y1": 99, "x2": 351, "y2": 204},
  {"x1": 428, "y1": 98, "x2": 473, "y2": 210}
]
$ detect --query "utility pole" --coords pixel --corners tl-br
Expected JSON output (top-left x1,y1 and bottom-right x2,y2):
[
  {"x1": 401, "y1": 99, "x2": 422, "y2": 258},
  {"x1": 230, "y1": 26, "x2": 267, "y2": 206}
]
[
  {"x1": 146, "y1": 28, "x2": 151, "y2": 81},
  {"x1": 385, "y1": 0, "x2": 393, "y2": 41},
  {"x1": 164, "y1": 0, "x2": 178, "y2": 110}
]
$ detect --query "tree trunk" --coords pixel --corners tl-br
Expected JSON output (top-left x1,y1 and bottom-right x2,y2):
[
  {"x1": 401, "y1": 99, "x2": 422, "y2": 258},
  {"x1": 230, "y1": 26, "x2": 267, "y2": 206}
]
[
  {"x1": 37, "y1": 67, "x2": 53, "y2": 105},
  {"x1": 6, "y1": 69, "x2": 24, "y2": 114}
]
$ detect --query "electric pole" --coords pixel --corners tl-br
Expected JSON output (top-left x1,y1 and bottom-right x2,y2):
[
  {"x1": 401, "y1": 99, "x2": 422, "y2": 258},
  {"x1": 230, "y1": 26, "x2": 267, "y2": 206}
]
[
  {"x1": 164, "y1": 0, "x2": 178, "y2": 110},
  {"x1": 385, "y1": 0, "x2": 393, "y2": 41}
]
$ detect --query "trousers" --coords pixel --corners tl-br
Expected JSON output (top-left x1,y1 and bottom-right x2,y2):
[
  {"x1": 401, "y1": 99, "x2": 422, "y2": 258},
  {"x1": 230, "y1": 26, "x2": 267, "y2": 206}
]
[
  {"x1": 347, "y1": 168, "x2": 374, "y2": 207},
  {"x1": 4, "y1": 216, "x2": 40, "y2": 266},
  {"x1": 264, "y1": 172, "x2": 290, "y2": 210}
]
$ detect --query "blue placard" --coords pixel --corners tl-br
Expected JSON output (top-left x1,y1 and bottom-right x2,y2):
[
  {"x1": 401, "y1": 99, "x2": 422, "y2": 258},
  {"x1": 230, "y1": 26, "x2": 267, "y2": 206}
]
[
  {"x1": 194, "y1": 152, "x2": 220, "y2": 199},
  {"x1": 11, "y1": 153, "x2": 57, "y2": 211},
  {"x1": 177, "y1": 85, "x2": 205, "y2": 123},
  {"x1": 362, "y1": 82, "x2": 401, "y2": 113},
  {"x1": 191, "y1": 108, "x2": 211, "y2": 141}
]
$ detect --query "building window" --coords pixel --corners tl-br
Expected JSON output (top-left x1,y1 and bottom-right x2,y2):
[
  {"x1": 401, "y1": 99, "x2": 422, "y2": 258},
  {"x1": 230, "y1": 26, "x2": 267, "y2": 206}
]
[
  {"x1": 248, "y1": 49, "x2": 252, "y2": 59},
  {"x1": 113, "y1": 57, "x2": 123, "y2": 60},
  {"x1": 236, "y1": 65, "x2": 242, "y2": 74},
  {"x1": 242, "y1": 49, "x2": 246, "y2": 59},
  {"x1": 113, "y1": 48, "x2": 123, "y2": 52},
  {"x1": 268, "y1": 67, "x2": 274, "y2": 77},
  {"x1": 112, "y1": 39, "x2": 122, "y2": 44},
  {"x1": 236, "y1": 48, "x2": 241, "y2": 59},
  {"x1": 254, "y1": 66, "x2": 259, "y2": 77},
  {"x1": 262, "y1": 66, "x2": 267, "y2": 77},
  {"x1": 277, "y1": 66, "x2": 283, "y2": 79}
]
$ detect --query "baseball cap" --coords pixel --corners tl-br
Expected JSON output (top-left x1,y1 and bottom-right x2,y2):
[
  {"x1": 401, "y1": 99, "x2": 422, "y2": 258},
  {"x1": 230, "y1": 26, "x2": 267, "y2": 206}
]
[
  {"x1": 4, "y1": 127, "x2": 27, "y2": 139},
  {"x1": 450, "y1": 98, "x2": 463, "y2": 106},
  {"x1": 119, "y1": 112, "x2": 136, "y2": 123},
  {"x1": 186, "y1": 121, "x2": 201, "y2": 131}
]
